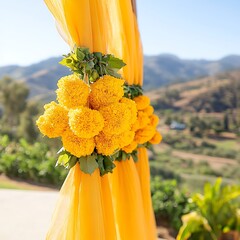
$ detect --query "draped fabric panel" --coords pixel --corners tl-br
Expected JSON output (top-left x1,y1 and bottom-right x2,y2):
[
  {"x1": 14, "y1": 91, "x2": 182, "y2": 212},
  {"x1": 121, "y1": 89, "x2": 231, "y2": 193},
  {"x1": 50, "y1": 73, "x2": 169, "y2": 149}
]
[
  {"x1": 106, "y1": 1, "x2": 157, "y2": 239},
  {"x1": 44, "y1": 0, "x2": 157, "y2": 239}
]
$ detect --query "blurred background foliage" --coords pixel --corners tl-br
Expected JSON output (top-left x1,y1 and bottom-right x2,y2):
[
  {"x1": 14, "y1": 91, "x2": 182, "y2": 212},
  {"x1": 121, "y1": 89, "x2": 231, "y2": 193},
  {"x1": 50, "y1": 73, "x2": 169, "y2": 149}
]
[{"x1": 0, "y1": 64, "x2": 240, "y2": 238}]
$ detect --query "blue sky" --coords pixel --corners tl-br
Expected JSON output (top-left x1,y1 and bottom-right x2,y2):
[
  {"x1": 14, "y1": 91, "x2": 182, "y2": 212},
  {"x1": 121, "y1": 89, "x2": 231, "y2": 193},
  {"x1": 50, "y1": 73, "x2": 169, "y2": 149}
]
[{"x1": 0, "y1": 0, "x2": 240, "y2": 66}]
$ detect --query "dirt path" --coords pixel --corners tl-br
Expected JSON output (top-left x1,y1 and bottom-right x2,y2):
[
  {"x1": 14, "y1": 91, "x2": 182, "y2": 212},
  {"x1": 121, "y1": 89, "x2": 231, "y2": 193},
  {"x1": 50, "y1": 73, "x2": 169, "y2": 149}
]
[
  {"x1": 0, "y1": 188, "x2": 166, "y2": 240},
  {"x1": 172, "y1": 150, "x2": 237, "y2": 170},
  {"x1": 0, "y1": 189, "x2": 58, "y2": 240}
]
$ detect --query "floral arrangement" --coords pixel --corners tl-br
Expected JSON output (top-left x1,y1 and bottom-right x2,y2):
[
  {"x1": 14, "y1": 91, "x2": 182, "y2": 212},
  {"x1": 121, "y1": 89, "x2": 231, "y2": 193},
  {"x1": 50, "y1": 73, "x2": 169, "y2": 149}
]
[{"x1": 36, "y1": 47, "x2": 162, "y2": 176}]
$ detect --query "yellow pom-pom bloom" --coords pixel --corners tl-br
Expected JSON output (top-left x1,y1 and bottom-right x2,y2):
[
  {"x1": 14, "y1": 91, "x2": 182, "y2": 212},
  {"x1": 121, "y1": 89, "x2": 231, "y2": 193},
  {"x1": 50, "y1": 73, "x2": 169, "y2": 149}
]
[
  {"x1": 138, "y1": 111, "x2": 151, "y2": 129},
  {"x1": 149, "y1": 131, "x2": 162, "y2": 144},
  {"x1": 43, "y1": 101, "x2": 56, "y2": 110},
  {"x1": 68, "y1": 107, "x2": 104, "y2": 138},
  {"x1": 62, "y1": 129, "x2": 95, "y2": 157},
  {"x1": 134, "y1": 126, "x2": 155, "y2": 144},
  {"x1": 56, "y1": 75, "x2": 90, "y2": 109},
  {"x1": 100, "y1": 102, "x2": 132, "y2": 135},
  {"x1": 122, "y1": 141, "x2": 138, "y2": 153},
  {"x1": 89, "y1": 75, "x2": 124, "y2": 109},
  {"x1": 142, "y1": 105, "x2": 154, "y2": 116},
  {"x1": 131, "y1": 111, "x2": 150, "y2": 132},
  {"x1": 95, "y1": 132, "x2": 119, "y2": 155},
  {"x1": 120, "y1": 97, "x2": 137, "y2": 124},
  {"x1": 118, "y1": 131, "x2": 135, "y2": 148},
  {"x1": 133, "y1": 95, "x2": 150, "y2": 110},
  {"x1": 149, "y1": 114, "x2": 159, "y2": 128},
  {"x1": 131, "y1": 119, "x2": 140, "y2": 132},
  {"x1": 36, "y1": 102, "x2": 68, "y2": 138}
]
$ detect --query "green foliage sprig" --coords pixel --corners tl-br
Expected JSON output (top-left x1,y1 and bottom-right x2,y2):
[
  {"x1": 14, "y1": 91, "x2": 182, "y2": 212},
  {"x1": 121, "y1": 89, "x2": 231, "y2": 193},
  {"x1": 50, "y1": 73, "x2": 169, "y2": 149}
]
[
  {"x1": 115, "y1": 149, "x2": 138, "y2": 162},
  {"x1": 57, "y1": 148, "x2": 116, "y2": 176},
  {"x1": 123, "y1": 83, "x2": 143, "y2": 99},
  {"x1": 60, "y1": 47, "x2": 126, "y2": 82}
]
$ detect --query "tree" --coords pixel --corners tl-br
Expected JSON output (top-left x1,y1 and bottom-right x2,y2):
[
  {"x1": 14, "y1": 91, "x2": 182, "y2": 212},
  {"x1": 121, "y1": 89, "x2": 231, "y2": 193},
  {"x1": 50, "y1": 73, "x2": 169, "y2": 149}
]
[
  {"x1": 17, "y1": 101, "x2": 40, "y2": 142},
  {"x1": 0, "y1": 77, "x2": 29, "y2": 134}
]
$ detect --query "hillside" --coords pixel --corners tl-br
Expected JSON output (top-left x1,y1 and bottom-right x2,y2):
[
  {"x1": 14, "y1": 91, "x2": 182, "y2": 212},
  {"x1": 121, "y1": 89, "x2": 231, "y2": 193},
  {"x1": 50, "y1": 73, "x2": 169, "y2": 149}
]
[
  {"x1": 148, "y1": 70, "x2": 240, "y2": 113},
  {"x1": 143, "y1": 54, "x2": 240, "y2": 90},
  {"x1": 1, "y1": 54, "x2": 240, "y2": 101}
]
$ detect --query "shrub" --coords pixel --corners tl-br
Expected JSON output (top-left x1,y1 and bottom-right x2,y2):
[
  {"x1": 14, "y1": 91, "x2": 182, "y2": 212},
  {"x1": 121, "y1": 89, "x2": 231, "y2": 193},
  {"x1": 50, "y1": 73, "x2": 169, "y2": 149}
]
[
  {"x1": 151, "y1": 176, "x2": 195, "y2": 230},
  {"x1": 0, "y1": 135, "x2": 67, "y2": 187},
  {"x1": 177, "y1": 178, "x2": 240, "y2": 240}
]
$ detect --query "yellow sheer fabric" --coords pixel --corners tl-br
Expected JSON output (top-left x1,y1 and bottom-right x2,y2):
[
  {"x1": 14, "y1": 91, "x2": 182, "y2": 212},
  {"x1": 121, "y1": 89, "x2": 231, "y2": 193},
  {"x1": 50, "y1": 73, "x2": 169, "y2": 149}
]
[
  {"x1": 109, "y1": 160, "x2": 148, "y2": 239},
  {"x1": 45, "y1": 0, "x2": 116, "y2": 239},
  {"x1": 106, "y1": 0, "x2": 157, "y2": 239},
  {"x1": 136, "y1": 148, "x2": 157, "y2": 239},
  {"x1": 44, "y1": 0, "x2": 156, "y2": 239},
  {"x1": 46, "y1": 164, "x2": 116, "y2": 240}
]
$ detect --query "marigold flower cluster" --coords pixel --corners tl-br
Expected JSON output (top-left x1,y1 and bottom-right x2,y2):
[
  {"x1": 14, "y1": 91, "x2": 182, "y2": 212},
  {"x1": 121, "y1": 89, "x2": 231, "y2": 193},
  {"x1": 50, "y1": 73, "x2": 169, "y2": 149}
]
[
  {"x1": 36, "y1": 74, "x2": 138, "y2": 157},
  {"x1": 122, "y1": 95, "x2": 162, "y2": 153}
]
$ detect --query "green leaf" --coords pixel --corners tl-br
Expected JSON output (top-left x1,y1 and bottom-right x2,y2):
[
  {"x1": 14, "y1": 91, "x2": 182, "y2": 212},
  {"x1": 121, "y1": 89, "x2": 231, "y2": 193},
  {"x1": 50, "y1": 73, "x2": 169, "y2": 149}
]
[
  {"x1": 107, "y1": 55, "x2": 126, "y2": 69},
  {"x1": 59, "y1": 58, "x2": 72, "y2": 67},
  {"x1": 67, "y1": 156, "x2": 78, "y2": 169},
  {"x1": 110, "y1": 151, "x2": 120, "y2": 160},
  {"x1": 76, "y1": 48, "x2": 85, "y2": 61},
  {"x1": 80, "y1": 47, "x2": 90, "y2": 55},
  {"x1": 106, "y1": 67, "x2": 121, "y2": 79},
  {"x1": 103, "y1": 156, "x2": 116, "y2": 173},
  {"x1": 56, "y1": 150, "x2": 78, "y2": 169},
  {"x1": 90, "y1": 69, "x2": 99, "y2": 82},
  {"x1": 97, "y1": 156, "x2": 116, "y2": 176},
  {"x1": 97, "y1": 155, "x2": 105, "y2": 175},
  {"x1": 121, "y1": 151, "x2": 127, "y2": 160},
  {"x1": 79, "y1": 155, "x2": 98, "y2": 174},
  {"x1": 94, "y1": 52, "x2": 102, "y2": 61},
  {"x1": 123, "y1": 84, "x2": 143, "y2": 99},
  {"x1": 56, "y1": 151, "x2": 71, "y2": 166},
  {"x1": 132, "y1": 151, "x2": 138, "y2": 162}
]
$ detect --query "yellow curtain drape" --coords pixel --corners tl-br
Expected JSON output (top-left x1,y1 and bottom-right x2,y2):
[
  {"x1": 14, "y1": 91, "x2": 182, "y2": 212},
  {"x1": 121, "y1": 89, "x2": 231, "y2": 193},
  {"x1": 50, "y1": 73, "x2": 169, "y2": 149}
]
[
  {"x1": 106, "y1": 0, "x2": 157, "y2": 239},
  {"x1": 45, "y1": 0, "x2": 116, "y2": 239},
  {"x1": 44, "y1": 0, "x2": 157, "y2": 239},
  {"x1": 46, "y1": 164, "x2": 116, "y2": 240}
]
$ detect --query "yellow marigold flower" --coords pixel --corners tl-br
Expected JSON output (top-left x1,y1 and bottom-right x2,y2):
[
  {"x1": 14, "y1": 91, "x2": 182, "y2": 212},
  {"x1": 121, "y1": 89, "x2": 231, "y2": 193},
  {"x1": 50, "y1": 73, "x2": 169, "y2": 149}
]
[
  {"x1": 149, "y1": 114, "x2": 159, "y2": 128},
  {"x1": 43, "y1": 101, "x2": 56, "y2": 110},
  {"x1": 131, "y1": 119, "x2": 140, "y2": 132},
  {"x1": 133, "y1": 95, "x2": 150, "y2": 110},
  {"x1": 68, "y1": 107, "x2": 104, "y2": 138},
  {"x1": 95, "y1": 132, "x2": 119, "y2": 156},
  {"x1": 120, "y1": 97, "x2": 137, "y2": 124},
  {"x1": 36, "y1": 102, "x2": 68, "y2": 138},
  {"x1": 56, "y1": 75, "x2": 90, "y2": 109},
  {"x1": 100, "y1": 102, "x2": 132, "y2": 135},
  {"x1": 89, "y1": 75, "x2": 124, "y2": 109},
  {"x1": 118, "y1": 131, "x2": 135, "y2": 148},
  {"x1": 149, "y1": 131, "x2": 162, "y2": 144},
  {"x1": 134, "y1": 126, "x2": 155, "y2": 144},
  {"x1": 132, "y1": 111, "x2": 150, "y2": 131},
  {"x1": 142, "y1": 105, "x2": 154, "y2": 116},
  {"x1": 138, "y1": 111, "x2": 151, "y2": 128},
  {"x1": 122, "y1": 141, "x2": 138, "y2": 153},
  {"x1": 62, "y1": 129, "x2": 95, "y2": 157}
]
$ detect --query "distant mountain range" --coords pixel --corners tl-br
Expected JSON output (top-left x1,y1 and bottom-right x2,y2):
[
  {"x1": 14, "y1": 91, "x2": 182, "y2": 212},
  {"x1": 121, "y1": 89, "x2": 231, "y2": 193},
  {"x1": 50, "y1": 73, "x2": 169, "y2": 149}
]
[
  {"x1": 1, "y1": 54, "x2": 240, "y2": 101},
  {"x1": 143, "y1": 54, "x2": 240, "y2": 90}
]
